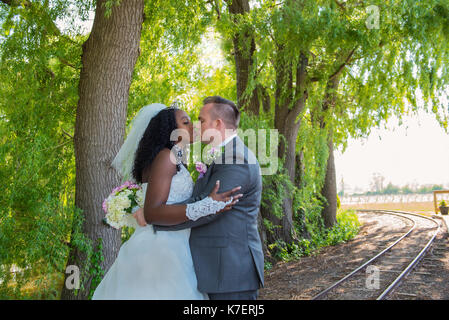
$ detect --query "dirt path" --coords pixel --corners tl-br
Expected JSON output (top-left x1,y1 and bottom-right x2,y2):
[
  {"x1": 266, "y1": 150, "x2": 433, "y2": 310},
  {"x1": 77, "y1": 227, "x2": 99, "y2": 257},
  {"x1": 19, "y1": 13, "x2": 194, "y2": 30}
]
[{"x1": 258, "y1": 211, "x2": 449, "y2": 300}]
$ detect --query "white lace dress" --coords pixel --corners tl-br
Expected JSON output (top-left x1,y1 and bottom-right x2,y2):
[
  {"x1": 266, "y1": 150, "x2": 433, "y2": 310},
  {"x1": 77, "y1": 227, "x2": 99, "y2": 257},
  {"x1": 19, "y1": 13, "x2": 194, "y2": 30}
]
[{"x1": 92, "y1": 165, "x2": 208, "y2": 300}]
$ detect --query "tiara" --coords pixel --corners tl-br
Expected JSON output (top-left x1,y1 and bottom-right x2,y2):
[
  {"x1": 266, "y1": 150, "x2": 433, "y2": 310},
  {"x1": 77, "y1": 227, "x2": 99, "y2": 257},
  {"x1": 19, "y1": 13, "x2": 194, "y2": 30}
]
[{"x1": 169, "y1": 101, "x2": 180, "y2": 109}]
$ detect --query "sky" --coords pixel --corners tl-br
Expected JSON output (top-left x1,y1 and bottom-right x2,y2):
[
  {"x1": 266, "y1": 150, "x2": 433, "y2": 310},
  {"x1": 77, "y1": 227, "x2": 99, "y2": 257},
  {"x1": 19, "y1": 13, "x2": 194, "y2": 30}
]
[{"x1": 334, "y1": 110, "x2": 449, "y2": 194}]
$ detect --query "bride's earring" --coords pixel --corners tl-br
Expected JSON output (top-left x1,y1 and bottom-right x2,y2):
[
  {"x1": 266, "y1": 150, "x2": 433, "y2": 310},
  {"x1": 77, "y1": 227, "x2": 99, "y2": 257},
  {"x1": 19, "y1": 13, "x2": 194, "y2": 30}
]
[{"x1": 172, "y1": 144, "x2": 184, "y2": 170}]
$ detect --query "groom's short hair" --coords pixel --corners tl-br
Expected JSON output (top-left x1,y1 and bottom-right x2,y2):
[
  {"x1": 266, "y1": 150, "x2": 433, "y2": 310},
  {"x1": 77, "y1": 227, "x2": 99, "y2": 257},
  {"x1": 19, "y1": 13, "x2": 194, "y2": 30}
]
[{"x1": 203, "y1": 96, "x2": 240, "y2": 129}]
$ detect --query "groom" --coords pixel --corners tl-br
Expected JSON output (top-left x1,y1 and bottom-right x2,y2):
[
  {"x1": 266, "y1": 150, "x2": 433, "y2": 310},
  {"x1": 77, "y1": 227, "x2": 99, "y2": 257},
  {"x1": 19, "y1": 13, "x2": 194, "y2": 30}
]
[{"x1": 153, "y1": 96, "x2": 264, "y2": 300}]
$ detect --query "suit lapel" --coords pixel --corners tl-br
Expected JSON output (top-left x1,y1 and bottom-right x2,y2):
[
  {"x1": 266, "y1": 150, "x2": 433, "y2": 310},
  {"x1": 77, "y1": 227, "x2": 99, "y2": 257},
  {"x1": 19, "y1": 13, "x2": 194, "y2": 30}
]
[
  {"x1": 192, "y1": 136, "x2": 239, "y2": 195},
  {"x1": 193, "y1": 162, "x2": 214, "y2": 195}
]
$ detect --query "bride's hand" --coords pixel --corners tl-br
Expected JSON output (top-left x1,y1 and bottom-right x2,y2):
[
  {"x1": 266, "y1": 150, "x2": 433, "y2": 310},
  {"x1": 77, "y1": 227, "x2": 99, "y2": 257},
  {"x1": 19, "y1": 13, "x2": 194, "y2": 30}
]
[
  {"x1": 208, "y1": 180, "x2": 243, "y2": 212},
  {"x1": 132, "y1": 207, "x2": 147, "y2": 227}
]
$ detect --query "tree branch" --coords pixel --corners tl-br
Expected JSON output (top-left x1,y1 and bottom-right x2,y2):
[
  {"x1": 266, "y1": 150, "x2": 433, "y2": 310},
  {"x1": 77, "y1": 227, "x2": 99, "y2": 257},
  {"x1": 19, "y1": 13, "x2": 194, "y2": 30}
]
[
  {"x1": 213, "y1": 0, "x2": 221, "y2": 19},
  {"x1": 1, "y1": 0, "x2": 16, "y2": 6},
  {"x1": 334, "y1": 0, "x2": 346, "y2": 11},
  {"x1": 296, "y1": 52, "x2": 308, "y2": 91},
  {"x1": 329, "y1": 47, "x2": 357, "y2": 81},
  {"x1": 289, "y1": 52, "x2": 309, "y2": 120},
  {"x1": 2, "y1": 0, "x2": 80, "y2": 69},
  {"x1": 206, "y1": 0, "x2": 221, "y2": 19},
  {"x1": 57, "y1": 56, "x2": 78, "y2": 70},
  {"x1": 62, "y1": 128, "x2": 74, "y2": 140},
  {"x1": 1, "y1": 0, "x2": 61, "y2": 36}
]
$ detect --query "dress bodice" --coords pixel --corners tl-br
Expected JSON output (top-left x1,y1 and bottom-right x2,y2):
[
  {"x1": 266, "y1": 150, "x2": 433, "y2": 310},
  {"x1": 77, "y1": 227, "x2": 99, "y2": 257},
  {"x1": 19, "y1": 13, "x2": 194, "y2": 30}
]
[{"x1": 141, "y1": 164, "x2": 194, "y2": 205}]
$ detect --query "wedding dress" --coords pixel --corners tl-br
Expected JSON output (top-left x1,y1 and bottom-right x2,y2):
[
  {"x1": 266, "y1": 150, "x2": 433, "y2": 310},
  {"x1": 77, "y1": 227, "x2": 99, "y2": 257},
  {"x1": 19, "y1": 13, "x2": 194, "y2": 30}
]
[{"x1": 92, "y1": 164, "x2": 208, "y2": 300}]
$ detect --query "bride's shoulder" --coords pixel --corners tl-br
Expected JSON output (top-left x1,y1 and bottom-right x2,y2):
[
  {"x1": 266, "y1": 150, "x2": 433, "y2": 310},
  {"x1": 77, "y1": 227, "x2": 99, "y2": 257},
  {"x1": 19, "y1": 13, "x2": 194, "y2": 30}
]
[
  {"x1": 146, "y1": 148, "x2": 177, "y2": 177},
  {"x1": 155, "y1": 147, "x2": 172, "y2": 159}
]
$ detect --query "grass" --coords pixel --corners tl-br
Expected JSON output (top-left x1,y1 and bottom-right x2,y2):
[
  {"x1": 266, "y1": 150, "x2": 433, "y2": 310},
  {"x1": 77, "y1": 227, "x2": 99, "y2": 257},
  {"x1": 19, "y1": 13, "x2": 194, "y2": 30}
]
[
  {"x1": 2, "y1": 267, "x2": 65, "y2": 300},
  {"x1": 341, "y1": 201, "x2": 436, "y2": 216}
]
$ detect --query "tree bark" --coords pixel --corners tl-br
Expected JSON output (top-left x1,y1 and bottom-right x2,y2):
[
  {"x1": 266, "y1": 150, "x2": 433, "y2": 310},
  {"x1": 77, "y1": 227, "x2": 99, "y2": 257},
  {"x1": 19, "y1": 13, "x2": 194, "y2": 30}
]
[
  {"x1": 321, "y1": 133, "x2": 338, "y2": 228},
  {"x1": 295, "y1": 149, "x2": 304, "y2": 187},
  {"x1": 319, "y1": 76, "x2": 340, "y2": 229},
  {"x1": 294, "y1": 148, "x2": 310, "y2": 238},
  {"x1": 227, "y1": 0, "x2": 259, "y2": 114},
  {"x1": 61, "y1": 0, "x2": 144, "y2": 300},
  {"x1": 259, "y1": 85, "x2": 271, "y2": 113},
  {"x1": 274, "y1": 99, "x2": 305, "y2": 243}
]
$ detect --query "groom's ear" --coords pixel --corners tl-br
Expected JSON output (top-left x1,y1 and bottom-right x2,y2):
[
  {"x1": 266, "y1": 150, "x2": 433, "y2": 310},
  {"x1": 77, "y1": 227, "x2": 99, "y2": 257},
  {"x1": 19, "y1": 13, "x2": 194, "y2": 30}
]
[{"x1": 216, "y1": 118, "x2": 228, "y2": 131}]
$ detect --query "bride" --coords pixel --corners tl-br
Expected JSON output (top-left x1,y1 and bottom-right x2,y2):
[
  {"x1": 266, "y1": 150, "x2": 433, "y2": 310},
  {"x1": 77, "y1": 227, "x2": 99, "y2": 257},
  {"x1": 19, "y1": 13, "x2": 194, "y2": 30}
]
[{"x1": 92, "y1": 103, "x2": 241, "y2": 300}]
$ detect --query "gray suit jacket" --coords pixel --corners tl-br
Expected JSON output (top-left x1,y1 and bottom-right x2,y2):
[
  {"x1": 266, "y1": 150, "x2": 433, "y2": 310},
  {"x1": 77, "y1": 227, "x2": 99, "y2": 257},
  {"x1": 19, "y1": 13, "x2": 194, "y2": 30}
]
[{"x1": 153, "y1": 136, "x2": 264, "y2": 293}]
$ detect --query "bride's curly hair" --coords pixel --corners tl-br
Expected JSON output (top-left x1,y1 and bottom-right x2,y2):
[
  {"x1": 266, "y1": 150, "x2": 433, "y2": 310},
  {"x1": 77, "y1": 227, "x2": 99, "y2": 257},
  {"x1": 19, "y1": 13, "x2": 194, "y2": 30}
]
[{"x1": 132, "y1": 107, "x2": 178, "y2": 184}]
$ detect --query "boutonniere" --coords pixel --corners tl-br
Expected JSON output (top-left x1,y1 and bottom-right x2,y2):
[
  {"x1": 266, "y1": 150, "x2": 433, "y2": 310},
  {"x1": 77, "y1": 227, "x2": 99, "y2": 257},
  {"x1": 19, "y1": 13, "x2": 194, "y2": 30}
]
[
  {"x1": 204, "y1": 146, "x2": 223, "y2": 165},
  {"x1": 195, "y1": 161, "x2": 207, "y2": 179},
  {"x1": 195, "y1": 146, "x2": 224, "y2": 179}
]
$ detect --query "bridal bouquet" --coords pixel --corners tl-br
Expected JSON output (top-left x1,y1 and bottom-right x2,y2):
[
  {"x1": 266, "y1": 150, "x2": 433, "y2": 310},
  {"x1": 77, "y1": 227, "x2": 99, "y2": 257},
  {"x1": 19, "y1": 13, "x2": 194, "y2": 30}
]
[{"x1": 102, "y1": 181, "x2": 145, "y2": 229}]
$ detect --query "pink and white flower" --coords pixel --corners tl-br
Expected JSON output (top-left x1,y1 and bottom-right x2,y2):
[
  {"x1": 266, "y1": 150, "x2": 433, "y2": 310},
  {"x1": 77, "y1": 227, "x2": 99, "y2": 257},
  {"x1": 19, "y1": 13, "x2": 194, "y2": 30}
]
[
  {"x1": 195, "y1": 161, "x2": 207, "y2": 179},
  {"x1": 102, "y1": 181, "x2": 143, "y2": 229}
]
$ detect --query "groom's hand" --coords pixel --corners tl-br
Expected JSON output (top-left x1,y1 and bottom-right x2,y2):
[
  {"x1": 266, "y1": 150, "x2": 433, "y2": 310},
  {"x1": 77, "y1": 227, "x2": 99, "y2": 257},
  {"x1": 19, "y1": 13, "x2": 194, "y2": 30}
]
[{"x1": 208, "y1": 180, "x2": 243, "y2": 212}]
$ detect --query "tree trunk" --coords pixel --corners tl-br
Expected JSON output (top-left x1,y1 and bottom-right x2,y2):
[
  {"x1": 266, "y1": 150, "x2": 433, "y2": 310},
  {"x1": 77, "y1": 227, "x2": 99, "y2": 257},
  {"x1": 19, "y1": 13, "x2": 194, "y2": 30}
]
[
  {"x1": 319, "y1": 75, "x2": 341, "y2": 229},
  {"x1": 319, "y1": 48, "x2": 356, "y2": 228},
  {"x1": 259, "y1": 85, "x2": 271, "y2": 113},
  {"x1": 295, "y1": 149, "x2": 304, "y2": 187},
  {"x1": 257, "y1": 209, "x2": 269, "y2": 260},
  {"x1": 61, "y1": 0, "x2": 144, "y2": 300},
  {"x1": 227, "y1": 0, "x2": 259, "y2": 114},
  {"x1": 294, "y1": 148, "x2": 310, "y2": 238},
  {"x1": 259, "y1": 51, "x2": 309, "y2": 249},
  {"x1": 278, "y1": 122, "x2": 300, "y2": 241},
  {"x1": 321, "y1": 133, "x2": 338, "y2": 228}
]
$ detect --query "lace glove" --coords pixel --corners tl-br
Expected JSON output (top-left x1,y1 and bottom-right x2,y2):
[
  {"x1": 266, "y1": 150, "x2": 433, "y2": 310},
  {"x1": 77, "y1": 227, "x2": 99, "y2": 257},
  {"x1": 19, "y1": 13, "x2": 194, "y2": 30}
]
[{"x1": 186, "y1": 196, "x2": 233, "y2": 221}]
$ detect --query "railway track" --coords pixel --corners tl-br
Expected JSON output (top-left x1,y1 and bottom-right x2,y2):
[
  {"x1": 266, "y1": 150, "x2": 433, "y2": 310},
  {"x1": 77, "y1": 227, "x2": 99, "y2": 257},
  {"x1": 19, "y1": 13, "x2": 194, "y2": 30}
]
[{"x1": 311, "y1": 210, "x2": 440, "y2": 300}]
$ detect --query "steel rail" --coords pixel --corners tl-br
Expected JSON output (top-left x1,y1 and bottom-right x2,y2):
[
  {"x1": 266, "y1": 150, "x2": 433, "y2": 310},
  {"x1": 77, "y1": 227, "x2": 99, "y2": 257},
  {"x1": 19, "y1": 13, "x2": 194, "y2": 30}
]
[
  {"x1": 375, "y1": 210, "x2": 440, "y2": 300},
  {"x1": 311, "y1": 209, "x2": 440, "y2": 300},
  {"x1": 312, "y1": 210, "x2": 416, "y2": 300}
]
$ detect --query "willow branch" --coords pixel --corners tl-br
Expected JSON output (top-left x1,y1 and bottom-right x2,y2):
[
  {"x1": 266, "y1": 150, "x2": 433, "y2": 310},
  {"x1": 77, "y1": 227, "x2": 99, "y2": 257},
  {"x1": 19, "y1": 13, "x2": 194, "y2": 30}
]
[
  {"x1": 1, "y1": 0, "x2": 61, "y2": 36},
  {"x1": 329, "y1": 47, "x2": 357, "y2": 81},
  {"x1": 334, "y1": 0, "x2": 346, "y2": 11},
  {"x1": 57, "y1": 56, "x2": 78, "y2": 70},
  {"x1": 61, "y1": 128, "x2": 74, "y2": 140}
]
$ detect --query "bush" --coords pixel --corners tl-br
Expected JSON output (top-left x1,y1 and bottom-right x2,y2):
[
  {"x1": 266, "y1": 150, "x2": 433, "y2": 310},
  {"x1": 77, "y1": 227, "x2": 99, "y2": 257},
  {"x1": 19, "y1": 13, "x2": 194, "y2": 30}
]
[
  {"x1": 323, "y1": 209, "x2": 361, "y2": 246},
  {"x1": 268, "y1": 209, "x2": 361, "y2": 263}
]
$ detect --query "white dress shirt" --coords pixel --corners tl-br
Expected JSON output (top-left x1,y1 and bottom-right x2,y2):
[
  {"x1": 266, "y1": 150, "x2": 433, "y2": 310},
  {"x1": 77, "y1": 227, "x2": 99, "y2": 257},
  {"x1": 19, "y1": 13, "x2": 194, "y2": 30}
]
[{"x1": 217, "y1": 133, "x2": 237, "y2": 148}]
